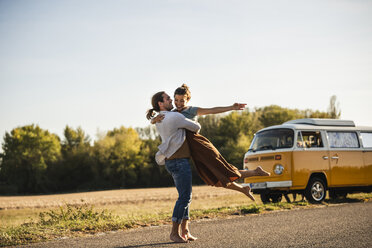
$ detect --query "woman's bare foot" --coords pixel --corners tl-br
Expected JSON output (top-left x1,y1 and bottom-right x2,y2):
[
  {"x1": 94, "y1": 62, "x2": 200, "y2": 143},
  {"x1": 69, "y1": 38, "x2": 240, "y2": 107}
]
[
  {"x1": 243, "y1": 185, "x2": 255, "y2": 201},
  {"x1": 255, "y1": 166, "x2": 270, "y2": 176},
  {"x1": 170, "y1": 233, "x2": 188, "y2": 243}
]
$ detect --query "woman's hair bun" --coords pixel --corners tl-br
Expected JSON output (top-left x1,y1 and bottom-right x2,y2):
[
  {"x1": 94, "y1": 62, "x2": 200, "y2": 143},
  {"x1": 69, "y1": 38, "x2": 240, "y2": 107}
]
[{"x1": 174, "y1": 83, "x2": 191, "y2": 100}]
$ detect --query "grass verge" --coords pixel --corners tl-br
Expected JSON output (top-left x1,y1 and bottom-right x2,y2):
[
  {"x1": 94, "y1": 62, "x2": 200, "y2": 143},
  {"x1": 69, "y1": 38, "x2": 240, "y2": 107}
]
[{"x1": 1, "y1": 193, "x2": 371, "y2": 247}]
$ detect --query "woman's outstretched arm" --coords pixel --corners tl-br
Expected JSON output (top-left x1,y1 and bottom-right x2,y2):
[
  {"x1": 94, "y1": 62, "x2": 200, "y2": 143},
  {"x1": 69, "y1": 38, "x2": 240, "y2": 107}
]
[{"x1": 197, "y1": 103, "x2": 246, "y2": 116}]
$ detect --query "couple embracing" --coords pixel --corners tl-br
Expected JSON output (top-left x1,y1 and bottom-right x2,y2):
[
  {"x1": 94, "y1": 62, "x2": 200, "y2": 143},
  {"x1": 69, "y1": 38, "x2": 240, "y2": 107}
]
[{"x1": 146, "y1": 85, "x2": 270, "y2": 243}]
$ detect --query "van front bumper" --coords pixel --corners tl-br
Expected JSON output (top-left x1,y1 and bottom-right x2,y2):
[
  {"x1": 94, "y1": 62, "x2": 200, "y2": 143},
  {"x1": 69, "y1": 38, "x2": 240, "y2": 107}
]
[{"x1": 242, "y1": 180, "x2": 292, "y2": 190}]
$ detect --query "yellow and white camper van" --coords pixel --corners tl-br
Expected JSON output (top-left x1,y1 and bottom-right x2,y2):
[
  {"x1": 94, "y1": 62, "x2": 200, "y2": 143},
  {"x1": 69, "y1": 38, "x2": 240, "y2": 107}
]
[{"x1": 243, "y1": 118, "x2": 372, "y2": 203}]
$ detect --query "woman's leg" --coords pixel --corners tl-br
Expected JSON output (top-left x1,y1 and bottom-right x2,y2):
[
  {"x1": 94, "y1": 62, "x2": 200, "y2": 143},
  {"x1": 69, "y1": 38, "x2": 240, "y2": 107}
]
[
  {"x1": 225, "y1": 182, "x2": 255, "y2": 201},
  {"x1": 239, "y1": 166, "x2": 270, "y2": 179},
  {"x1": 186, "y1": 131, "x2": 242, "y2": 186}
]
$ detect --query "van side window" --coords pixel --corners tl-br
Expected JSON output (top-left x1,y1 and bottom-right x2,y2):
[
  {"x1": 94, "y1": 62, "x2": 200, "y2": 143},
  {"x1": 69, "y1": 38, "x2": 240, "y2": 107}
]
[
  {"x1": 328, "y1": 132, "x2": 359, "y2": 148},
  {"x1": 297, "y1": 132, "x2": 305, "y2": 148},
  {"x1": 297, "y1": 131, "x2": 323, "y2": 148},
  {"x1": 361, "y1": 132, "x2": 372, "y2": 148}
]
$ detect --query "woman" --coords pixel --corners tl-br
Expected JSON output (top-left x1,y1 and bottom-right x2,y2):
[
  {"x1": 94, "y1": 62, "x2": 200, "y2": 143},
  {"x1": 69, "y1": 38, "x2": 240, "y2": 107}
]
[{"x1": 152, "y1": 84, "x2": 270, "y2": 201}]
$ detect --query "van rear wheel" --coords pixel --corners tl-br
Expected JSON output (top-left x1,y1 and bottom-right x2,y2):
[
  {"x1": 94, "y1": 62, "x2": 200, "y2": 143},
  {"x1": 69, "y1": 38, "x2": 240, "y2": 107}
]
[
  {"x1": 260, "y1": 193, "x2": 282, "y2": 203},
  {"x1": 305, "y1": 177, "x2": 326, "y2": 204}
]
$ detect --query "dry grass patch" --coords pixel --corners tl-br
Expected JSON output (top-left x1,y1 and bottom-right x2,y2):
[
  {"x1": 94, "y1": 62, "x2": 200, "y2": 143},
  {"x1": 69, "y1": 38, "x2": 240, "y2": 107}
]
[{"x1": 0, "y1": 186, "x2": 242, "y2": 210}]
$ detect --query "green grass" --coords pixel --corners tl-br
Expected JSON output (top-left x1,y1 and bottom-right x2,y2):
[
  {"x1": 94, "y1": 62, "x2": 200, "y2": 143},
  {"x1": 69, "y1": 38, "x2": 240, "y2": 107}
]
[
  {"x1": 1, "y1": 193, "x2": 371, "y2": 247},
  {"x1": 0, "y1": 204, "x2": 135, "y2": 247}
]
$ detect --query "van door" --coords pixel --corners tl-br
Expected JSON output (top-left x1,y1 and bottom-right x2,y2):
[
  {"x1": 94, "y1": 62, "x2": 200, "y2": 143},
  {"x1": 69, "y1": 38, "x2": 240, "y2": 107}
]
[
  {"x1": 327, "y1": 131, "x2": 364, "y2": 186},
  {"x1": 360, "y1": 132, "x2": 372, "y2": 185},
  {"x1": 292, "y1": 130, "x2": 329, "y2": 189}
]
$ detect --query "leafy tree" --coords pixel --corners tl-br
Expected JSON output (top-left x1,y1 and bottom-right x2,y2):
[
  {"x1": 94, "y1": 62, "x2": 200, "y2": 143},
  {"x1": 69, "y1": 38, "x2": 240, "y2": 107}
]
[
  {"x1": 257, "y1": 105, "x2": 303, "y2": 127},
  {"x1": 135, "y1": 125, "x2": 159, "y2": 140},
  {"x1": 93, "y1": 127, "x2": 143, "y2": 188},
  {"x1": 198, "y1": 115, "x2": 221, "y2": 144},
  {"x1": 301, "y1": 109, "x2": 331, "y2": 119},
  {"x1": 47, "y1": 126, "x2": 95, "y2": 192},
  {"x1": 136, "y1": 126, "x2": 174, "y2": 187},
  {"x1": 327, "y1": 95, "x2": 341, "y2": 119},
  {"x1": 0, "y1": 125, "x2": 61, "y2": 193},
  {"x1": 61, "y1": 126, "x2": 91, "y2": 154}
]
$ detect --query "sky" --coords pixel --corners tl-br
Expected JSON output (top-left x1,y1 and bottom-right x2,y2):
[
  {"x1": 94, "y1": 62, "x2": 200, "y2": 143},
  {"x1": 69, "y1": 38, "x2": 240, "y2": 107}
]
[{"x1": 0, "y1": 0, "x2": 371, "y2": 147}]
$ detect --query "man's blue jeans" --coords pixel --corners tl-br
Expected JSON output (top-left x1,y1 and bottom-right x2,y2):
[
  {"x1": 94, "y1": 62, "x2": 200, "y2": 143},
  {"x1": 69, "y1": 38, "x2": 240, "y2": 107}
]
[{"x1": 165, "y1": 158, "x2": 192, "y2": 223}]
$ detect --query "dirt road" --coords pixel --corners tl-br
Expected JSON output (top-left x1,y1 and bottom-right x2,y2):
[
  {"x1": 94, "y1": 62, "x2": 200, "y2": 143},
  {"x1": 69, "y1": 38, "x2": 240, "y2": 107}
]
[{"x1": 18, "y1": 201, "x2": 372, "y2": 248}]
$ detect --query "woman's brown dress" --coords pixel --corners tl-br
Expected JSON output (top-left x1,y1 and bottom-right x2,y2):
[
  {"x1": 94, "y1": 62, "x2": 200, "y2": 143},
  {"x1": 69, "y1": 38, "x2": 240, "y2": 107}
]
[{"x1": 186, "y1": 130, "x2": 241, "y2": 187}]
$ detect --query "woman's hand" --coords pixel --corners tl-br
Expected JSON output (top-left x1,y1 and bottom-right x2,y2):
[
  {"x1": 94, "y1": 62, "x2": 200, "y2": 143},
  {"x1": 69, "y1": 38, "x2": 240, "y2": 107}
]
[
  {"x1": 150, "y1": 114, "x2": 165, "y2": 124},
  {"x1": 232, "y1": 103, "x2": 247, "y2": 110}
]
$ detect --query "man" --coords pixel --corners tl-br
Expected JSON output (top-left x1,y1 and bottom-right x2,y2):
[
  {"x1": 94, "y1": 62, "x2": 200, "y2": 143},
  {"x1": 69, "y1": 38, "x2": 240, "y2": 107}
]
[{"x1": 146, "y1": 91, "x2": 200, "y2": 243}]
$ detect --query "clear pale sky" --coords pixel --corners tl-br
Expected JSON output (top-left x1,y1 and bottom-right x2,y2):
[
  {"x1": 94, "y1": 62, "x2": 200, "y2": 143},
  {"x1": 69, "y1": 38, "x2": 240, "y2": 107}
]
[{"x1": 1, "y1": 0, "x2": 371, "y2": 146}]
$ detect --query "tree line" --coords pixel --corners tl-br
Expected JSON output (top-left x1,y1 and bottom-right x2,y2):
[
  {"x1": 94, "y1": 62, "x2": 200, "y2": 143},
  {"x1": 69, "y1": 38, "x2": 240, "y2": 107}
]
[{"x1": 0, "y1": 99, "x2": 340, "y2": 195}]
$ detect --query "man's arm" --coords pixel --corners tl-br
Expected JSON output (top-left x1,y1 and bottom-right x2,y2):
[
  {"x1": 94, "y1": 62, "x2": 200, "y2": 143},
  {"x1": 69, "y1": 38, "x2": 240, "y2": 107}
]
[{"x1": 172, "y1": 112, "x2": 201, "y2": 133}]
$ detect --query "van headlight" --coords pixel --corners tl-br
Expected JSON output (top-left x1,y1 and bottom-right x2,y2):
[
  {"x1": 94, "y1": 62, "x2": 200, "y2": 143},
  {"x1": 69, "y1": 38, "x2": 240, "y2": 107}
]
[{"x1": 274, "y1": 164, "x2": 284, "y2": 175}]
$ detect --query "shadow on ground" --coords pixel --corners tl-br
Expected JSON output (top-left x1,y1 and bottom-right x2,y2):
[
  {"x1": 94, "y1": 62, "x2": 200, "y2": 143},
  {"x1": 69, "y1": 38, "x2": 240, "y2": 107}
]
[
  {"x1": 116, "y1": 241, "x2": 175, "y2": 248},
  {"x1": 325, "y1": 197, "x2": 367, "y2": 204}
]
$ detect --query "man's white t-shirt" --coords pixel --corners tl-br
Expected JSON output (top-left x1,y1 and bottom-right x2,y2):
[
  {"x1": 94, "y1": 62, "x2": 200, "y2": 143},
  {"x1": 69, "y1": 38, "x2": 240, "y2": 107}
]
[{"x1": 155, "y1": 111, "x2": 201, "y2": 165}]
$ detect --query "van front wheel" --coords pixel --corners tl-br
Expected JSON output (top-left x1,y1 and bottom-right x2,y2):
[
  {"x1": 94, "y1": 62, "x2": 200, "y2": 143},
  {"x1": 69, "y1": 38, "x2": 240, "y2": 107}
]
[
  {"x1": 305, "y1": 177, "x2": 326, "y2": 204},
  {"x1": 260, "y1": 193, "x2": 270, "y2": 204}
]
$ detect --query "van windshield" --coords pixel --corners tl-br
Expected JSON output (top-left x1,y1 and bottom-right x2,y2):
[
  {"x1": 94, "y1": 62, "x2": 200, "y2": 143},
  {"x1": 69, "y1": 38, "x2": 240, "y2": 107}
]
[{"x1": 249, "y1": 128, "x2": 294, "y2": 152}]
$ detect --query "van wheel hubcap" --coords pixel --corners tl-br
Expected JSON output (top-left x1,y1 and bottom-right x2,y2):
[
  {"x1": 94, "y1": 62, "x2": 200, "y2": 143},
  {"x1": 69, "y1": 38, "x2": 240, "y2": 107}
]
[{"x1": 311, "y1": 182, "x2": 324, "y2": 201}]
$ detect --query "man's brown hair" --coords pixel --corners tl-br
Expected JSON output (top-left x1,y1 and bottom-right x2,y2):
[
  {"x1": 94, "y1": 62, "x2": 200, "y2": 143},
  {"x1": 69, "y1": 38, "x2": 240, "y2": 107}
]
[{"x1": 146, "y1": 91, "x2": 165, "y2": 120}]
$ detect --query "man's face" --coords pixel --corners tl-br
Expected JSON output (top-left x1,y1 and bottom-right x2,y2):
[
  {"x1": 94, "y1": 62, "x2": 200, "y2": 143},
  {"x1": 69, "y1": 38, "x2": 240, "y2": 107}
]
[{"x1": 159, "y1": 93, "x2": 173, "y2": 111}]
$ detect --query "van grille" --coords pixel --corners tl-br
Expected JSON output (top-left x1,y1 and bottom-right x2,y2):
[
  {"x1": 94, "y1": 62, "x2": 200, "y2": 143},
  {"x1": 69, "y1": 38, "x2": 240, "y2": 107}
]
[
  {"x1": 260, "y1": 156, "x2": 275, "y2": 161},
  {"x1": 248, "y1": 157, "x2": 259, "y2": 162}
]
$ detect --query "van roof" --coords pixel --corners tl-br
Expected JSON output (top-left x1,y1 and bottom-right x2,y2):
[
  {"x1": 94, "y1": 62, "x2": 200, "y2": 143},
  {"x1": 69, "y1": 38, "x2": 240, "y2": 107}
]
[
  {"x1": 283, "y1": 118, "x2": 355, "y2": 127},
  {"x1": 257, "y1": 118, "x2": 372, "y2": 133}
]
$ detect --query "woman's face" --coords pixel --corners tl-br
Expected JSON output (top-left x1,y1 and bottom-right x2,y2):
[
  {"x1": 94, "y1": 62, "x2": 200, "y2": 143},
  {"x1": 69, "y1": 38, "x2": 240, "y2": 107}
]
[{"x1": 174, "y1": 94, "x2": 189, "y2": 111}]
